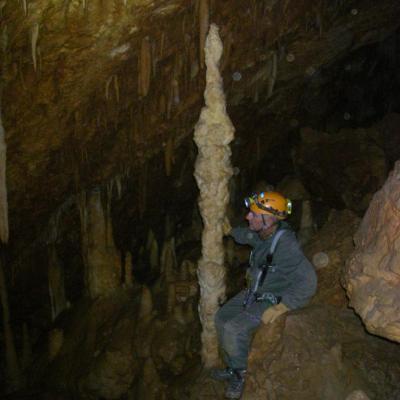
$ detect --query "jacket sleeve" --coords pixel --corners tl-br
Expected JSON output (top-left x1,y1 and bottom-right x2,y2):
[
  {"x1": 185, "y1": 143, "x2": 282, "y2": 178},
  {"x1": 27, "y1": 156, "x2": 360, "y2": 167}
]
[
  {"x1": 231, "y1": 227, "x2": 259, "y2": 247},
  {"x1": 275, "y1": 231, "x2": 317, "y2": 309}
]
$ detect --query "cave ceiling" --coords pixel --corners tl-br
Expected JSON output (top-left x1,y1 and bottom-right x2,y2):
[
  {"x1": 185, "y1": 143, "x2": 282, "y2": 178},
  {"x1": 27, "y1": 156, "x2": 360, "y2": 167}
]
[{"x1": 2, "y1": 0, "x2": 400, "y2": 258}]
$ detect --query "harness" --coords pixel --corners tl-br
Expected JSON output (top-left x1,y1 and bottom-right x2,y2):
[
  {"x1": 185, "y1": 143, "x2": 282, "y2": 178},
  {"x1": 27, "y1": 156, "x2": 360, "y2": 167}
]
[{"x1": 243, "y1": 228, "x2": 287, "y2": 308}]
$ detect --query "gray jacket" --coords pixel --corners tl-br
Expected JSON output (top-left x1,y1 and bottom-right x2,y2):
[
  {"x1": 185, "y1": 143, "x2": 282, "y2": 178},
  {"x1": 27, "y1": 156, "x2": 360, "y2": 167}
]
[{"x1": 231, "y1": 222, "x2": 317, "y2": 309}]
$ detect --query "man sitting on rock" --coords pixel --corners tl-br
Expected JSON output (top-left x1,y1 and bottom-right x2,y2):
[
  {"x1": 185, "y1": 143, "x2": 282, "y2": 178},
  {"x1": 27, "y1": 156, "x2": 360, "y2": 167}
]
[{"x1": 212, "y1": 191, "x2": 317, "y2": 399}]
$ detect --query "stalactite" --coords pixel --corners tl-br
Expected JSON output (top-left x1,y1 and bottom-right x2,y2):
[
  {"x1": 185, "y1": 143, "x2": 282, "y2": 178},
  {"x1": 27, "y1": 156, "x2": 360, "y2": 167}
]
[
  {"x1": 151, "y1": 40, "x2": 157, "y2": 77},
  {"x1": 115, "y1": 174, "x2": 122, "y2": 199},
  {"x1": 193, "y1": 24, "x2": 234, "y2": 367},
  {"x1": 105, "y1": 76, "x2": 113, "y2": 101},
  {"x1": 31, "y1": 22, "x2": 39, "y2": 72},
  {"x1": 0, "y1": 98, "x2": 8, "y2": 243},
  {"x1": 166, "y1": 88, "x2": 173, "y2": 120},
  {"x1": 267, "y1": 51, "x2": 277, "y2": 98},
  {"x1": 198, "y1": 0, "x2": 209, "y2": 68},
  {"x1": 113, "y1": 75, "x2": 119, "y2": 103},
  {"x1": 21, "y1": 0, "x2": 27, "y2": 16},
  {"x1": 139, "y1": 36, "x2": 151, "y2": 97},
  {"x1": 172, "y1": 79, "x2": 180, "y2": 105},
  {"x1": 164, "y1": 135, "x2": 174, "y2": 177},
  {"x1": 159, "y1": 31, "x2": 165, "y2": 59}
]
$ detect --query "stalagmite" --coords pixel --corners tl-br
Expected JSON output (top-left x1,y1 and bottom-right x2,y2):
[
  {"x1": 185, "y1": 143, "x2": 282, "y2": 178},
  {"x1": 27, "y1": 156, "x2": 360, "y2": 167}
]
[
  {"x1": 0, "y1": 100, "x2": 8, "y2": 243},
  {"x1": 113, "y1": 75, "x2": 120, "y2": 103},
  {"x1": 146, "y1": 229, "x2": 159, "y2": 272},
  {"x1": 78, "y1": 189, "x2": 120, "y2": 298},
  {"x1": 160, "y1": 237, "x2": 177, "y2": 283},
  {"x1": 193, "y1": 24, "x2": 234, "y2": 367}
]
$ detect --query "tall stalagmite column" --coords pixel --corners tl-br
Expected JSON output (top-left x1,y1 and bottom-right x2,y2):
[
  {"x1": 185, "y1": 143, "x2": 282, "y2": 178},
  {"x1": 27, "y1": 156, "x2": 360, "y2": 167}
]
[
  {"x1": 79, "y1": 189, "x2": 121, "y2": 298},
  {"x1": 194, "y1": 24, "x2": 234, "y2": 367}
]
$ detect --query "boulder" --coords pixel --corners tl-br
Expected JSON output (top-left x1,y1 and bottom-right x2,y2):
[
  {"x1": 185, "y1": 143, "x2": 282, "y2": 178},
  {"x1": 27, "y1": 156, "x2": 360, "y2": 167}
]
[
  {"x1": 243, "y1": 306, "x2": 400, "y2": 400},
  {"x1": 344, "y1": 161, "x2": 400, "y2": 342}
]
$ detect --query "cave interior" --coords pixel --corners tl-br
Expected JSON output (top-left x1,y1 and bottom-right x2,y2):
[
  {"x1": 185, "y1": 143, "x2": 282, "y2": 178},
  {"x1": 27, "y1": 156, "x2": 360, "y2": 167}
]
[{"x1": 1, "y1": 0, "x2": 400, "y2": 399}]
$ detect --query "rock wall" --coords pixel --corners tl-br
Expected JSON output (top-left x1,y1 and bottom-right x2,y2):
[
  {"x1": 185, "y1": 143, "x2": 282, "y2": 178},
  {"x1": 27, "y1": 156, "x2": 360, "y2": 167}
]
[
  {"x1": 344, "y1": 161, "x2": 400, "y2": 342},
  {"x1": 293, "y1": 126, "x2": 387, "y2": 213}
]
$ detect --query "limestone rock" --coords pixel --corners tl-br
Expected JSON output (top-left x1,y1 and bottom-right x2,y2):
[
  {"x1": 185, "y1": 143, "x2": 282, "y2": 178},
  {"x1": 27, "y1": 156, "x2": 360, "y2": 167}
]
[
  {"x1": 37, "y1": 290, "x2": 140, "y2": 399},
  {"x1": 243, "y1": 306, "x2": 400, "y2": 400},
  {"x1": 344, "y1": 161, "x2": 400, "y2": 342}
]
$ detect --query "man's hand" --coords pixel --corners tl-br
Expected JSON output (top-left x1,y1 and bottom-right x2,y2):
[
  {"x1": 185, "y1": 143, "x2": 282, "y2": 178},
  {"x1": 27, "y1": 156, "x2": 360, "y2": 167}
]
[
  {"x1": 222, "y1": 216, "x2": 232, "y2": 236},
  {"x1": 261, "y1": 303, "x2": 289, "y2": 324}
]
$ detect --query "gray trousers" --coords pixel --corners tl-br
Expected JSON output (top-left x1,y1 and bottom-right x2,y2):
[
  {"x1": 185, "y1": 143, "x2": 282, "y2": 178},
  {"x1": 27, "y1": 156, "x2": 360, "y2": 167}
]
[{"x1": 215, "y1": 290, "x2": 273, "y2": 370}]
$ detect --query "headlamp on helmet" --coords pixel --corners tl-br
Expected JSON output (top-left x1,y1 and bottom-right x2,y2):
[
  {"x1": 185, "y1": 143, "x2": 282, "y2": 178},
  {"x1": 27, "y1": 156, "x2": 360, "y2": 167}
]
[{"x1": 244, "y1": 191, "x2": 292, "y2": 220}]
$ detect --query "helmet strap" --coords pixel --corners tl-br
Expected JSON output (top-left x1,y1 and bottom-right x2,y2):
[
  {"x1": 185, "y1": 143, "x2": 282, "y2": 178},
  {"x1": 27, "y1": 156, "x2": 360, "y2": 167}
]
[{"x1": 259, "y1": 215, "x2": 278, "y2": 240}]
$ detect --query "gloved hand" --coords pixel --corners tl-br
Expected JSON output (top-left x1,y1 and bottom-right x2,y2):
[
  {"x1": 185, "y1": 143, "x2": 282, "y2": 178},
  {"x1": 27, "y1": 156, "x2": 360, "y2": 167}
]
[
  {"x1": 222, "y1": 216, "x2": 232, "y2": 236},
  {"x1": 261, "y1": 302, "x2": 289, "y2": 324}
]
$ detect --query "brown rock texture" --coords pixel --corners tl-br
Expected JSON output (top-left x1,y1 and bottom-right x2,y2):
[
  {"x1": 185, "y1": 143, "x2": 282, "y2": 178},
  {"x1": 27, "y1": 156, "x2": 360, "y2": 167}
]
[
  {"x1": 344, "y1": 161, "x2": 400, "y2": 343},
  {"x1": 243, "y1": 306, "x2": 400, "y2": 400}
]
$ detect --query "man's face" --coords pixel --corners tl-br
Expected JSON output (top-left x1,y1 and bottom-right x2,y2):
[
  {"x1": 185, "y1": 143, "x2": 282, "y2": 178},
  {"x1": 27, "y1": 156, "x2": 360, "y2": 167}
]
[
  {"x1": 246, "y1": 211, "x2": 265, "y2": 231},
  {"x1": 246, "y1": 211, "x2": 276, "y2": 232}
]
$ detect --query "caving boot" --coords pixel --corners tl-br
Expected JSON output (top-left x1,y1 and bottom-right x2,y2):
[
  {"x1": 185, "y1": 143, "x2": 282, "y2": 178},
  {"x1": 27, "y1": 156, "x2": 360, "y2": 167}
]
[
  {"x1": 224, "y1": 369, "x2": 246, "y2": 399},
  {"x1": 210, "y1": 367, "x2": 235, "y2": 381}
]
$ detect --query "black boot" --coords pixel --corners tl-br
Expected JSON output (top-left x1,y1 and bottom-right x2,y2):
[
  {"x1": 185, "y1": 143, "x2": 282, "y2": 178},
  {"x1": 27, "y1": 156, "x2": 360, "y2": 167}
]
[
  {"x1": 225, "y1": 369, "x2": 246, "y2": 399},
  {"x1": 210, "y1": 367, "x2": 235, "y2": 381}
]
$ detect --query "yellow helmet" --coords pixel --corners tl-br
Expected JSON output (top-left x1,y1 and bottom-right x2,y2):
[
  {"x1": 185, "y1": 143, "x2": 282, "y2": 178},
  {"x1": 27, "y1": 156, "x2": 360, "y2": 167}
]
[{"x1": 244, "y1": 191, "x2": 292, "y2": 219}]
